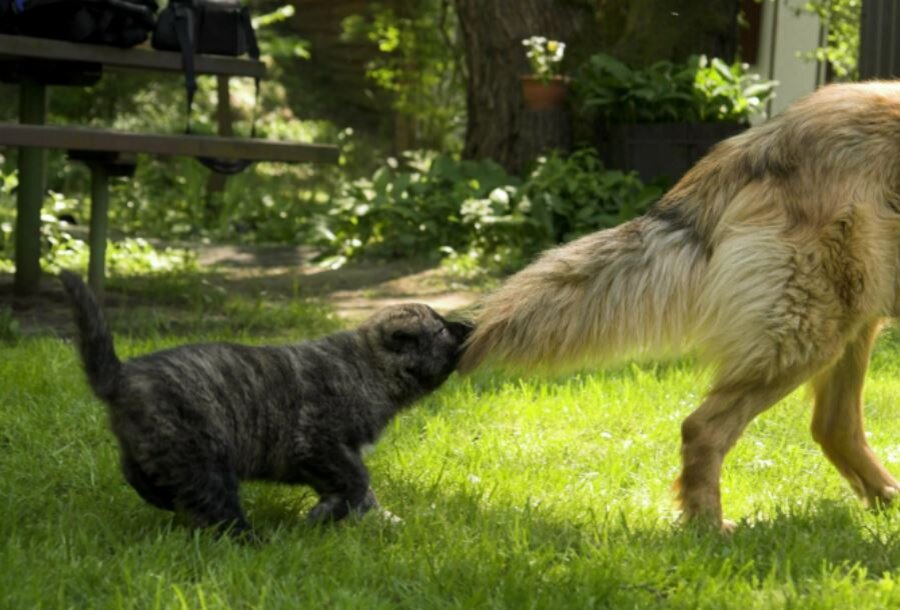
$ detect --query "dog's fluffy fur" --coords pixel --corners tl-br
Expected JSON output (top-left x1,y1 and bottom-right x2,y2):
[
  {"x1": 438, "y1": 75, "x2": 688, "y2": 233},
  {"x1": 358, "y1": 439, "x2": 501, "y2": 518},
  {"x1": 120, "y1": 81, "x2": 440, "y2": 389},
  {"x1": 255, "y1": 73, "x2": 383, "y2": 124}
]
[
  {"x1": 460, "y1": 81, "x2": 900, "y2": 530},
  {"x1": 60, "y1": 271, "x2": 471, "y2": 538}
]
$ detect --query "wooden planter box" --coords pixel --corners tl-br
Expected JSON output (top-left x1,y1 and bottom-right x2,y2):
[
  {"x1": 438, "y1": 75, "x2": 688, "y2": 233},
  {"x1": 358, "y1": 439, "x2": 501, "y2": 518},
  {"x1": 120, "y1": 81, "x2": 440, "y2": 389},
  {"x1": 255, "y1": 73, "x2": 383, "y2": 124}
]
[{"x1": 597, "y1": 122, "x2": 748, "y2": 184}]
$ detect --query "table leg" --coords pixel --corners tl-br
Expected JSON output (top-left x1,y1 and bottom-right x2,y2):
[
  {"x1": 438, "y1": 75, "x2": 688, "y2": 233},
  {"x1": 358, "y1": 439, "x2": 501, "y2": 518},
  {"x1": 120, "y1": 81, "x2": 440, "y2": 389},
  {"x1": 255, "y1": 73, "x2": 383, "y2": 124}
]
[
  {"x1": 14, "y1": 78, "x2": 48, "y2": 295},
  {"x1": 88, "y1": 162, "x2": 109, "y2": 298},
  {"x1": 204, "y1": 75, "x2": 232, "y2": 215}
]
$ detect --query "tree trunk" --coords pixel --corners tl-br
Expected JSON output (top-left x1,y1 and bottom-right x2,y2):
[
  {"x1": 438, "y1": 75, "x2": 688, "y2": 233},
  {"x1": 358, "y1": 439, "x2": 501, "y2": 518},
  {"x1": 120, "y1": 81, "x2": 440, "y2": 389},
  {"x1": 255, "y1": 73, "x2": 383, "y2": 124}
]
[
  {"x1": 453, "y1": 0, "x2": 589, "y2": 175},
  {"x1": 611, "y1": 0, "x2": 740, "y2": 67},
  {"x1": 453, "y1": 0, "x2": 740, "y2": 174}
]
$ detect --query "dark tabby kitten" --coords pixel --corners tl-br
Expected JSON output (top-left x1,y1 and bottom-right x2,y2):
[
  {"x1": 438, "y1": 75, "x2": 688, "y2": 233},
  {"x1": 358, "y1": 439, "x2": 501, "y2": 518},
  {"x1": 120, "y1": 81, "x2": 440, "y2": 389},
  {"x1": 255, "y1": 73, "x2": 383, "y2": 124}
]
[{"x1": 59, "y1": 271, "x2": 471, "y2": 538}]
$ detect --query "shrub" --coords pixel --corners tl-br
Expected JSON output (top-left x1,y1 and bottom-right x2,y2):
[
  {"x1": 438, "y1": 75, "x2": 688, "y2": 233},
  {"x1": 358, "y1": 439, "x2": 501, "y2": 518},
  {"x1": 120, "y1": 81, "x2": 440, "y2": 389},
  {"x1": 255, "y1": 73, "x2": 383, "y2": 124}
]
[
  {"x1": 321, "y1": 148, "x2": 661, "y2": 272},
  {"x1": 574, "y1": 53, "x2": 777, "y2": 124},
  {"x1": 0, "y1": 195, "x2": 197, "y2": 277},
  {"x1": 321, "y1": 151, "x2": 515, "y2": 264},
  {"x1": 523, "y1": 149, "x2": 663, "y2": 243}
]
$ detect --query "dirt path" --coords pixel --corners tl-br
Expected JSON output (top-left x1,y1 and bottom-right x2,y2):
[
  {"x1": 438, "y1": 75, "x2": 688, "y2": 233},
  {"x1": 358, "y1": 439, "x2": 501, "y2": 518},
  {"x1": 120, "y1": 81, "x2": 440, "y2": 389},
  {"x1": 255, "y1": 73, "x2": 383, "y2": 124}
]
[
  {"x1": 0, "y1": 244, "x2": 484, "y2": 335},
  {"x1": 196, "y1": 244, "x2": 482, "y2": 322}
]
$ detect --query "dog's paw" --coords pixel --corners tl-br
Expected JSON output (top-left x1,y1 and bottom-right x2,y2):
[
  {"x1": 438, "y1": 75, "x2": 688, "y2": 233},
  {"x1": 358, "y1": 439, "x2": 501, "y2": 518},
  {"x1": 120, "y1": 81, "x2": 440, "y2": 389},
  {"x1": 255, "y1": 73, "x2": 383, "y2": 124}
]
[
  {"x1": 680, "y1": 512, "x2": 735, "y2": 536},
  {"x1": 868, "y1": 484, "x2": 900, "y2": 510}
]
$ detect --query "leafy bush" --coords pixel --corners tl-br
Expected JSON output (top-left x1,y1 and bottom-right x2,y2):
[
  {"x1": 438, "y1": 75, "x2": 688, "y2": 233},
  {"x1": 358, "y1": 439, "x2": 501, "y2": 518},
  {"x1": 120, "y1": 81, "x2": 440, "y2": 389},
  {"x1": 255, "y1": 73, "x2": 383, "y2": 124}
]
[
  {"x1": 523, "y1": 149, "x2": 663, "y2": 243},
  {"x1": 342, "y1": 1, "x2": 466, "y2": 151},
  {"x1": 321, "y1": 148, "x2": 661, "y2": 271},
  {"x1": 0, "y1": 190, "x2": 198, "y2": 277},
  {"x1": 574, "y1": 53, "x2": 777, "y2": 124},
  {"x1": 322, "y1": 151, "x2": 515, "y2": 264},
  {"x1": 797, "y1": 0, "x2": 860, "y2": 79}
]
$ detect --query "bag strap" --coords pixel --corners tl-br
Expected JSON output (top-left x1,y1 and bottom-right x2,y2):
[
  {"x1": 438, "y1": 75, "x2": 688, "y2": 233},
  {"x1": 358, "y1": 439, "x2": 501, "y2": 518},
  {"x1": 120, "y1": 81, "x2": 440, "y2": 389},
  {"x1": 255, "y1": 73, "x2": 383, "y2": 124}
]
[
  {"x1": 196, "y1": 7, "x2": 259, "y2": 174},
  {"x1": 173, "y1": 2, "x2": 196, "y2": 133}
]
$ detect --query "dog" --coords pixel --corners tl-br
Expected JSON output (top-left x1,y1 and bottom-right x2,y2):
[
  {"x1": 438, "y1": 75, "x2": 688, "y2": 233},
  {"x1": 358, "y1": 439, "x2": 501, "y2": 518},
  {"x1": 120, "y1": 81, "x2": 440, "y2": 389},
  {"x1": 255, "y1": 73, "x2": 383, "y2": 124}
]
[
  {"x1": 60, "y1": 271, "x2": 472, "y2": 538},
  {"x1": 460, "y1": 81, "x2": 900, "y2": 531}
]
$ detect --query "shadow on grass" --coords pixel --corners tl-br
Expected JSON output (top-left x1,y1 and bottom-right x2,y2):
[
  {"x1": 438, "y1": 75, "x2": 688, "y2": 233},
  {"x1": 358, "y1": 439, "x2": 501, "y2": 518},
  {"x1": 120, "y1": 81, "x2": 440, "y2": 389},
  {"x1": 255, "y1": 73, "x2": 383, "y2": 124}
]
[{"x1": 0, "y1": 268, "x2": 344, "y2": 343}]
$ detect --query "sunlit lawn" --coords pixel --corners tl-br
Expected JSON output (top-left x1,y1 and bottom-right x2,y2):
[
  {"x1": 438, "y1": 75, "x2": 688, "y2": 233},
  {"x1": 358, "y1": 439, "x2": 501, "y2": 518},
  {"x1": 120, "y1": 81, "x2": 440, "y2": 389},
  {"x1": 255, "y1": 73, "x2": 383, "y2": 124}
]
[{"x1": 4, "y1": 284, "x2": 900, "y2": 609}]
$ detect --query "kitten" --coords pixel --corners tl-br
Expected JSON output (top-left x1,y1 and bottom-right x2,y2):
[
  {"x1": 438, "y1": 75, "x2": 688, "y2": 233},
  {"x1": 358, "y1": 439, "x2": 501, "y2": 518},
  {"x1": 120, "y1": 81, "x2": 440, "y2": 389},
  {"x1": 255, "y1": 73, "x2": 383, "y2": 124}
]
[{"x1": 59, "y1": 271, "x2": 471, "y2": 538}]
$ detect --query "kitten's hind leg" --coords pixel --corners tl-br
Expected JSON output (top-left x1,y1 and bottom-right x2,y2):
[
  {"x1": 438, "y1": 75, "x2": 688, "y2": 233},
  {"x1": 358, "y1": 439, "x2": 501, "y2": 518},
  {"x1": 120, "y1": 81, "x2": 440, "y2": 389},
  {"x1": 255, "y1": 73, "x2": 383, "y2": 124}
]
[
  {"x1": 169, "y1": 457, "x2": 253, "y2": 540},
  {"x1": 121, "y1": 455, "x2": 176, "y2": 511},
  {"x1": 303, "y1": 446, "x2": 375, "y2": 523}
]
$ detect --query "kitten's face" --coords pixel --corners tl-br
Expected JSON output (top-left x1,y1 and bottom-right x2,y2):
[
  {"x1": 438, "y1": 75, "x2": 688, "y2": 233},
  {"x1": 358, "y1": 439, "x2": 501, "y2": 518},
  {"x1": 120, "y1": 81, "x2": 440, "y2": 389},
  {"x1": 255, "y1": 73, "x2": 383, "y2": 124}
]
[{"x1": 362, "y1": 304, "x2": 473, "y2": 391}]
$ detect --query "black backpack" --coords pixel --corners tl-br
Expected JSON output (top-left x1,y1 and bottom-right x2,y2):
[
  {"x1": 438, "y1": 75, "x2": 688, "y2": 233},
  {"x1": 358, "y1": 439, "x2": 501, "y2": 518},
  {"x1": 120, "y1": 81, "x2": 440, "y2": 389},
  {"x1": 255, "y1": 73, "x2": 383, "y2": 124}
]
[{"x1": 0, "y1": 0, "x2": 158, "y2": 47}]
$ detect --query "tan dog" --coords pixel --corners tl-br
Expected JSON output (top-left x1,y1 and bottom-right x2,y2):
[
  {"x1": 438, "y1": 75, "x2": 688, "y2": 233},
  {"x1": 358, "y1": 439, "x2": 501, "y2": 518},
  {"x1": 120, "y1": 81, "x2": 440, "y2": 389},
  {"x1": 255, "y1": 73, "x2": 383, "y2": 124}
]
[{"x1": 460, "y1": 81, "x2": 900, "y2": 532}]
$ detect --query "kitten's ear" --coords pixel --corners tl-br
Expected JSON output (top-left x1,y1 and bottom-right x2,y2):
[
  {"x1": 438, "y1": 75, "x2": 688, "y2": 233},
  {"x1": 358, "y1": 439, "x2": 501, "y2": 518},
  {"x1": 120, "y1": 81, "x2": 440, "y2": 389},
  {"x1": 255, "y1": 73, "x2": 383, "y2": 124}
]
[
  {"x1": 448, "y1": 320, "x2": 474, "y2": 343},
  {"x1": 386, "y1": 329, "x2": 417, "y2": 352}
]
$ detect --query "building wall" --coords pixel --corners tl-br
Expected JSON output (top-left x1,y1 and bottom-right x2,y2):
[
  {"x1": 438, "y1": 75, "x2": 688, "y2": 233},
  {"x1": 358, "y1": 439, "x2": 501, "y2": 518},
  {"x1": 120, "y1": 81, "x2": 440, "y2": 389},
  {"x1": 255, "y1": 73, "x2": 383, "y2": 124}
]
[{"x1": 751, "y1": 0, "x2": 824, "y2": 120}]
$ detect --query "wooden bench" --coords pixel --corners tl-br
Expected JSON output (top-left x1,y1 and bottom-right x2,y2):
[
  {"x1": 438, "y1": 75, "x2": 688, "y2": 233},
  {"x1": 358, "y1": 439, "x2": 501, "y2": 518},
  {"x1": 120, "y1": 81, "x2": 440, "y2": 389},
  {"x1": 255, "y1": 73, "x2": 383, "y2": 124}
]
[
  {"x1": 0, "y1": 34, "x2": 339, "y2": 296},
  {"x1": 0, "y1": 124, "x2": 339, "y2": 295}
]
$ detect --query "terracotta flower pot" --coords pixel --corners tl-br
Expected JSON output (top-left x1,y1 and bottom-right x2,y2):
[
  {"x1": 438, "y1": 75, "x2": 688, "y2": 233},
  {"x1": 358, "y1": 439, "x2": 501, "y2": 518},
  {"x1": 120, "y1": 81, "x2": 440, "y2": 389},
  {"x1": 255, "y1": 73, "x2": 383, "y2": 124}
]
[{"x1": 520, "y1": 75, "x2": 568, "y2": 111}]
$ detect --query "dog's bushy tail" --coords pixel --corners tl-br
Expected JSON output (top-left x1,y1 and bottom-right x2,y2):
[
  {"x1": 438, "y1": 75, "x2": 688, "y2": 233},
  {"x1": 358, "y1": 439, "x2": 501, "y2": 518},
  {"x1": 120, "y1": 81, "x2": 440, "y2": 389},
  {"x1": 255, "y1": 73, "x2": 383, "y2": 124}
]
[
  {"x1": 59, "y1": 271, "x2": 121, "y2": 400},
  {"x1": 458, "y1": 213, "x2": 708, "y2": 374}
]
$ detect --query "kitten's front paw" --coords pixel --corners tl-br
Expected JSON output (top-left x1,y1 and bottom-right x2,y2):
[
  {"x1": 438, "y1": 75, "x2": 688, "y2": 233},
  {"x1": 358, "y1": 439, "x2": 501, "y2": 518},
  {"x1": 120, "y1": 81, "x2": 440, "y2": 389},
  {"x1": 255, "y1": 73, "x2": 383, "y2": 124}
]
[
  {"x1": 307, "y1": 496, "x2": 343, "y2": 524},
  {"x1": 308, "y1": 489, "x2": 379, "y2": 524}
]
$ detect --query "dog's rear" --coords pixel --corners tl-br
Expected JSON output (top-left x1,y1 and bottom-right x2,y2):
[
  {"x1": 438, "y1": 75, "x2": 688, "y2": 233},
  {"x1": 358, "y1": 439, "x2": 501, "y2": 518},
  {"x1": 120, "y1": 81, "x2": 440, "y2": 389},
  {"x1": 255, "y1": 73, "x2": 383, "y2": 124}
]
[{"x1": 461, "y1": 82, "x2": 900, "y2": 530}]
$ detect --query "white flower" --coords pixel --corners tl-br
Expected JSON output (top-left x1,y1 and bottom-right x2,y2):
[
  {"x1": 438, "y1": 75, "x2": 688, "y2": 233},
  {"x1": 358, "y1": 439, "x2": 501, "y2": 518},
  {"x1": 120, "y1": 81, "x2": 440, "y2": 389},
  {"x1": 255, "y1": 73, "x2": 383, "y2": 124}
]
[
  {"x1": 522, "y1": 35, "x2": 566, "y2": 80},
  {"x1": 488, "y1": 187, "x2": 510, "y2": 206}
]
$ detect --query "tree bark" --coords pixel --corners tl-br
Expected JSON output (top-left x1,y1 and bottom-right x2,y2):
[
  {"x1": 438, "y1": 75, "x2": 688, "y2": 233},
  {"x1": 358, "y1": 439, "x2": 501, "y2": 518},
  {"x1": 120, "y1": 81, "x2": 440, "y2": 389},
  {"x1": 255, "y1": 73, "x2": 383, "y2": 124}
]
[
  {"x1": 611, "y1": 0, "x2": 740, "y2": 67},
  {"x1": 453, "y1": 0, "x2": 589, "y2": 175}
]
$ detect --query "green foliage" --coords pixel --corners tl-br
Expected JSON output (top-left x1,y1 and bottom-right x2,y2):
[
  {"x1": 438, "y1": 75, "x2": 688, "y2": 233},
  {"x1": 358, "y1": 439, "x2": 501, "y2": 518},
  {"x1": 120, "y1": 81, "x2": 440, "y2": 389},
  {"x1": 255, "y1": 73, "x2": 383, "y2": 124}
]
[
  {"x1": 253, "y1": 4, "x2": 310, "y2": 60},
  {"x1": 523, "y1": 149, "x2": 663, "y2": 243},
  {"x1": 574, "y1": 53, "x2": 778, "y2": 124},
  {"x1": 796, "y1": 0, "x2": 861, "y2": 79},
  {"x1": 342, "y1": 1, "x2": 465, "y2": 151},
  {"x1": 323, "y1": 151, "x2": 515, "y2": 264},
  {"x1": 321, "y1": 149, "x2": 660, "y2": 272},
  {"x1": 0, "y1": 306, "x2": 19, "y2": 344},
  {"x1": 0, "y1": 187, "x2": 198, "y2": 277}
]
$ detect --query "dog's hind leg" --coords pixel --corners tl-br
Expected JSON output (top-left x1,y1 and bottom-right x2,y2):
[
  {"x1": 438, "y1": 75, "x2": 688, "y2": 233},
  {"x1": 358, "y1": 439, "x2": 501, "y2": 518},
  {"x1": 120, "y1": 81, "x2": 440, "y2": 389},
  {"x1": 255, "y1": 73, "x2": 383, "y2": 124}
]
[
  {"x1": 675, "y1": 377, "x2": 803, "y2": 532},
  {"x1": 811, "y1": 319, "x2": 900, "y2": 506}
]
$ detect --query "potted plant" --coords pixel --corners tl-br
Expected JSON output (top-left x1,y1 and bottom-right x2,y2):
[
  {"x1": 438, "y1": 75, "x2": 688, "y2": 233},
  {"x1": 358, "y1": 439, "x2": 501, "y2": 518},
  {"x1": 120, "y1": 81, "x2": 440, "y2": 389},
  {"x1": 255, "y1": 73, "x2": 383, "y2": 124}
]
[
  {"x1": 573, "y1": 53, "x2": 777, "y2": 183},
  {"x1": 521, "y1": 36, "x2": 568, "y2": 111}
]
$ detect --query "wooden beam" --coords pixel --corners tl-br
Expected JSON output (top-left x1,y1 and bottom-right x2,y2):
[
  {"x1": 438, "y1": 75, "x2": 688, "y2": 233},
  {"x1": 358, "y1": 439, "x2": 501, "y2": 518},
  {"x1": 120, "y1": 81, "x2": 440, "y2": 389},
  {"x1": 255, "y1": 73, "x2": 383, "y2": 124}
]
[
  {"x1": 0, "y1": 34, "x2": 266, "y2": 79},
  {"x1": 0, "y1": 123, "x2": 340, "y2": 164}
]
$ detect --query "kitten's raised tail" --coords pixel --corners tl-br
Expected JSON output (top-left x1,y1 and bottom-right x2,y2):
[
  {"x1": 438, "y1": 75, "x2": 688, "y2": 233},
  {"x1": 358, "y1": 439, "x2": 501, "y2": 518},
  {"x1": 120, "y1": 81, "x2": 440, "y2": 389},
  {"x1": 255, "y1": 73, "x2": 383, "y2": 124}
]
[{"x1": 59, "y1": 271, "x2": 121, "y2": 400}]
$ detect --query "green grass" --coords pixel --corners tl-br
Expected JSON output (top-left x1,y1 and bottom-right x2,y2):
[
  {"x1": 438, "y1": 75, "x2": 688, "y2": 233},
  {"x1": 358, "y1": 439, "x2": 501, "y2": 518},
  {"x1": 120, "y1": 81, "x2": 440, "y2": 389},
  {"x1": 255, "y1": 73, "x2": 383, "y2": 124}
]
[{"x1": 4, "y1": 301, "x2": 900, "y2": 609}]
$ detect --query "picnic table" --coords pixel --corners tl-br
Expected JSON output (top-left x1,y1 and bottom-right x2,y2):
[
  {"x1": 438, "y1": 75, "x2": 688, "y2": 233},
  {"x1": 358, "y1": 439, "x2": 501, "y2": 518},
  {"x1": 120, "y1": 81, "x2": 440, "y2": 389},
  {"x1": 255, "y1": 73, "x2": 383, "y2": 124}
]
[{"x1": 0, "y1": 33, "x2": 340, "y2": 296}]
